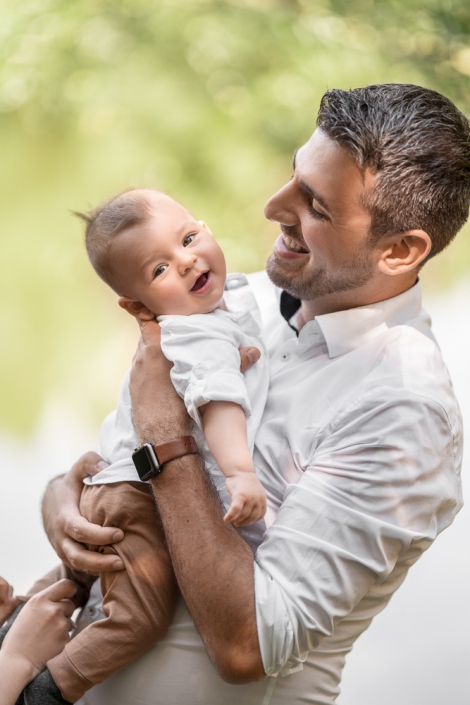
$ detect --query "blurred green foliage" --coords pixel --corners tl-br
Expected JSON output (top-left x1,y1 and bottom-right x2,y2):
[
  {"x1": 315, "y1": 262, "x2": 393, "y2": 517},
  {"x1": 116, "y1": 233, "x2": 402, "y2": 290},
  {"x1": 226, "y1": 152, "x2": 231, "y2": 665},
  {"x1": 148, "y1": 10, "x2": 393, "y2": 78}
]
[{"x1": 1, "y1": 0, "x2": 470, "y2": 435}]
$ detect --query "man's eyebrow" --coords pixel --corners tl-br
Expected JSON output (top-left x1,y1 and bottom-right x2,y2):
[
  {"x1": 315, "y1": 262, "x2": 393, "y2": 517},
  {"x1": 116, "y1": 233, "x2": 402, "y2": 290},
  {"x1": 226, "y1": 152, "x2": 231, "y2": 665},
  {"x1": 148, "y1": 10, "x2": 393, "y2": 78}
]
[{"x1": 299, "y1": 179, "x2": 331, "y2": 214}]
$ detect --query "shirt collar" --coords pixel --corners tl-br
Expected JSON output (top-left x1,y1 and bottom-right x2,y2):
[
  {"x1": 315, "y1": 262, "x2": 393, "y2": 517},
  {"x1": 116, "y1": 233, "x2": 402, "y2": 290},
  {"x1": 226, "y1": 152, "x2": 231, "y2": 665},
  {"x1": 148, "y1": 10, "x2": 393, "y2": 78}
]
[{"x1": 281, "y1": 281, "x2": 429, "y2": 358}]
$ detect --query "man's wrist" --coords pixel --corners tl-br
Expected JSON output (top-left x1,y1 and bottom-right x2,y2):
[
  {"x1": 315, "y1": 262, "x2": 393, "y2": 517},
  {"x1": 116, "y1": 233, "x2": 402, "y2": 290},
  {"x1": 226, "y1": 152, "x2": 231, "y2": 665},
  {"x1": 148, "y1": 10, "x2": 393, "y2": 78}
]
[
  {"x1": 133, "y1": 436, "x2": 199, "y2": 482},
  {"x1": 150, "y1": 452, "x2": 204, "y2": 487}
]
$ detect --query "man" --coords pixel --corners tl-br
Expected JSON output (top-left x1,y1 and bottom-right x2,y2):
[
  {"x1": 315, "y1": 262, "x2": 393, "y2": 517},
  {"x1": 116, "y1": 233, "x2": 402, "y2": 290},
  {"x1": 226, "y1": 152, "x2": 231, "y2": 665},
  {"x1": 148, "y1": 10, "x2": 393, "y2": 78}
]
[{"x1": 42, "y1": 84, "x2": 467, "y2": 704}]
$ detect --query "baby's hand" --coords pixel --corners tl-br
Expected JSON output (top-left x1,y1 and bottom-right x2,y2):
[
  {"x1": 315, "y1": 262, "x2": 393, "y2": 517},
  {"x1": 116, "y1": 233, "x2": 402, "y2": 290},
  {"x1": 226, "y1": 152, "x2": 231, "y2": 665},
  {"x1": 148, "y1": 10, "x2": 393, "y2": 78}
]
[
  {"x1": 224, "y1": 473, "x2": 267, "y2": 527},
  {"x1": 0, "y1": 576, "x2": 23, "y2": 627}
]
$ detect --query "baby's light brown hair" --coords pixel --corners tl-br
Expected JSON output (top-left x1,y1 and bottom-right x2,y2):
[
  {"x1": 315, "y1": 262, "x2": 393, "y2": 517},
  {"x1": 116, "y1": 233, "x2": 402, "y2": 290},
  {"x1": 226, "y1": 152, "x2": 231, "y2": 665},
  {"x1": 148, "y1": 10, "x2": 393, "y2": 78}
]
[{"x1": 75, "y1": 188, "x2": 156, "y2": 294}]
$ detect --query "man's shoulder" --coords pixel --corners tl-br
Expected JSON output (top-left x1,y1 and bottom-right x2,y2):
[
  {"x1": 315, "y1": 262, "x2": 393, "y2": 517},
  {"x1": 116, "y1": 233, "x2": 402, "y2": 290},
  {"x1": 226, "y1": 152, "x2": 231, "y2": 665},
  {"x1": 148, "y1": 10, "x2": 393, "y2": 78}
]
[{"x1": 352, "y1": 323, "x2": 462, "y2": 444}]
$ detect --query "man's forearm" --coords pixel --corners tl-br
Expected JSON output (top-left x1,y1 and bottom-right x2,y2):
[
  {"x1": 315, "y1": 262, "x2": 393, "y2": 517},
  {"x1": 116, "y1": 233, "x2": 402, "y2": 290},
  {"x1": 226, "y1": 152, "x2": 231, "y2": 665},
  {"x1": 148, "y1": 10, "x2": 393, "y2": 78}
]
[{"x1": 150, "y1": 454, "x2": 265, "y2": 683}]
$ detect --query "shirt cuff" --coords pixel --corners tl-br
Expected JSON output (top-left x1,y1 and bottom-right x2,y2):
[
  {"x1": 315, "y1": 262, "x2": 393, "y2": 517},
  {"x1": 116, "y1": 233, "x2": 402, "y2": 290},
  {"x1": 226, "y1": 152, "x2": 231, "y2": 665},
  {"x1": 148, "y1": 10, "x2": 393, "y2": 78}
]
[{"x1": 254, "y1": 562, "x2": 304, "y2": 677}]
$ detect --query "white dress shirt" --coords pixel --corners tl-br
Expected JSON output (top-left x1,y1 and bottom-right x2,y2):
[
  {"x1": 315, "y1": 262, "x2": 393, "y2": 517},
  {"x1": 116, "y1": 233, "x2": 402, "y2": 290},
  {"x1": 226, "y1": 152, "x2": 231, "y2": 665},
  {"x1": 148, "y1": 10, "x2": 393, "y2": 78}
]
[{"x1": 79, "y1": 271, "x2": 462, "y2": 705}]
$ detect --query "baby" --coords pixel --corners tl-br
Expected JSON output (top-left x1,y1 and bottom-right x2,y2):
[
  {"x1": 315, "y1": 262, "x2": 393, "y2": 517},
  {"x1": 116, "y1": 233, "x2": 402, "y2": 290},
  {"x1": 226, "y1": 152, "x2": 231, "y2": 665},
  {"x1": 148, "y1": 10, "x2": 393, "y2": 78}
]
[{"x1": 17, "y1": 188, "x2": 269, "y2": 704}]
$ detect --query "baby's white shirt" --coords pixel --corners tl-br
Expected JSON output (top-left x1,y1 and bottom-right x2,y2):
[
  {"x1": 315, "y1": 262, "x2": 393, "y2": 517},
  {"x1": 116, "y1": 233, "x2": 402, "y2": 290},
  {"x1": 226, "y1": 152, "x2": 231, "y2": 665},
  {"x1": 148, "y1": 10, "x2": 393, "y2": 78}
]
[{"x1": 84, "y1": 273, "x2": 270, "y2": 510}]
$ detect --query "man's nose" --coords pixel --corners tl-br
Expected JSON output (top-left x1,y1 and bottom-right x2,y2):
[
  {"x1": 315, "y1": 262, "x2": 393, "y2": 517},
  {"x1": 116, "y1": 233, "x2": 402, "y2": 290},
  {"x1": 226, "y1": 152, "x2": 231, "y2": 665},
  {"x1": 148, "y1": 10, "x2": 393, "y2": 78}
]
[{"x1": 264, "y1": 181, "x2": 298, "y2": 225}]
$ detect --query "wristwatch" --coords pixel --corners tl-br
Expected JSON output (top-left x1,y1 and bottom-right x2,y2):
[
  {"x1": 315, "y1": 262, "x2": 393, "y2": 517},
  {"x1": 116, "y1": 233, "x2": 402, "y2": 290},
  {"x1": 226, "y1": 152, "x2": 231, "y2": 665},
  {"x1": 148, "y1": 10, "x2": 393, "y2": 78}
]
[{"x1": 132, "y1": 436, "x2": 199, "y2": 482}]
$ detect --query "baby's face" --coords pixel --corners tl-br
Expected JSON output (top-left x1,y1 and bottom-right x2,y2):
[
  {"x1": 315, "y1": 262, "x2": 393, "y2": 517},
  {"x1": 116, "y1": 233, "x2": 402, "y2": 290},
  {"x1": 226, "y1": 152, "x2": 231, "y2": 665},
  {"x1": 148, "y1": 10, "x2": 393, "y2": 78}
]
[{"x1": 110, "y1": 192, "x2": 226, "y2": 317}]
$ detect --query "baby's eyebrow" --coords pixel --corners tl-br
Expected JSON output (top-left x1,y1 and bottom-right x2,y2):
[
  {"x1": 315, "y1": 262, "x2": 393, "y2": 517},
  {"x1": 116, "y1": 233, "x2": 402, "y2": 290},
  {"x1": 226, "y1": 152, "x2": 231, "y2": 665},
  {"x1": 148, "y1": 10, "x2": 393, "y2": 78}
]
[
  {"x1": 141, "y1": 251, "x2": 161, "y2": 272},
  {"x1": 176, "y1": 220, "x2": 198, "y2": 235}
]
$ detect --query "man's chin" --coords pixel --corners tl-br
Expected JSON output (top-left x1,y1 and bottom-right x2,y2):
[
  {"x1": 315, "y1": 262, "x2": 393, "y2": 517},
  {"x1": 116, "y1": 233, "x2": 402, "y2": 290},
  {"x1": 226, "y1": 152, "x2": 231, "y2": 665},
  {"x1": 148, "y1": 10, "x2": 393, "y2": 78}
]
[
  {"x1": 266, "y1": 254, "x2": 312, "y2": 299},
  {"x1": 266, "y1": 252, "x2": 375, "y2": 301}
]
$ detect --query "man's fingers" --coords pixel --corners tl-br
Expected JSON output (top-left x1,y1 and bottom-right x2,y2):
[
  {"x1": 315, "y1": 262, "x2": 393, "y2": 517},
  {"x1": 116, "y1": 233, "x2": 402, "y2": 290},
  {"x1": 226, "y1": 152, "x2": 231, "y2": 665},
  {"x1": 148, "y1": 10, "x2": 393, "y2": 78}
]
[
  {"x1": 239, "y1": 346, "x2": 261, "y2": 374},
  {"x1": 61, "y1": 599, "x2": 77, "y2": 619},
  {"x1": 135, "y1": 318, "x2": 162, "y2": 345},
  {"x1": 62, "y1": 538, "x2": 124, "y2": 573},
  {"x1": 64, "y1": 514, "x2": 123, "y2": 547},
  {"x1": 68, "y1": 451, "x2": 109, "y2": 482}
]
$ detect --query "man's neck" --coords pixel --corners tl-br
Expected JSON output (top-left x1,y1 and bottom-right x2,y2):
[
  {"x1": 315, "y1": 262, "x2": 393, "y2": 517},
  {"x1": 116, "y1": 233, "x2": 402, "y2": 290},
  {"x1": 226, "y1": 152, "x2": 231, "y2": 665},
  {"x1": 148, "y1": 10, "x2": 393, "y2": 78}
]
[{"x1": 297, "y1": 273, "x2": 419, "y2": 330}]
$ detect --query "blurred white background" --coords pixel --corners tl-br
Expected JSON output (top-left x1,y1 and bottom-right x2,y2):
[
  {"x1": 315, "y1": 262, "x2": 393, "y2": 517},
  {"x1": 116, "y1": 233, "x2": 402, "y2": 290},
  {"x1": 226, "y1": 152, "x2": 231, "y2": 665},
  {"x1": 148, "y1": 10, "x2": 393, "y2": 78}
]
[{"x1": 1, "y1": 282, "x2": 469, "y2": 705}]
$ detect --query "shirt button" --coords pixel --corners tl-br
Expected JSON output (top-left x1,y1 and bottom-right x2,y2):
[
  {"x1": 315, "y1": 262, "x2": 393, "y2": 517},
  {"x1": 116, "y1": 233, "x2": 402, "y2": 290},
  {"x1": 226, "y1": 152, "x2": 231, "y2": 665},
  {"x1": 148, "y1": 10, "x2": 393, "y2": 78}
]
[
  {"x1": 86, "y1": 606, "x2": 96, "y2": 617},
  {"x1": 194, "y1": 368, "x2": 205, "y2": 380},
  {"x1": 282, "y1": 353, "x2": 290, "y2": 361}
]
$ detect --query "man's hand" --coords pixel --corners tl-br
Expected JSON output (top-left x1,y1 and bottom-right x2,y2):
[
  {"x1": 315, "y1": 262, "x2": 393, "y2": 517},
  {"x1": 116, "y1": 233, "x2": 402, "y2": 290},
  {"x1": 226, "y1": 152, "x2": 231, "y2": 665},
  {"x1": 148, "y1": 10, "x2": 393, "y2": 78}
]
[
  {"x1": 42, "y1": 452, "x2": 124, "y2": 573},
  {"x1": 239, "y1": 346, "x2": 261, "y2": 373},
  {"x1": 130, "y1": 320, "x2": 190, "y2": 444}
]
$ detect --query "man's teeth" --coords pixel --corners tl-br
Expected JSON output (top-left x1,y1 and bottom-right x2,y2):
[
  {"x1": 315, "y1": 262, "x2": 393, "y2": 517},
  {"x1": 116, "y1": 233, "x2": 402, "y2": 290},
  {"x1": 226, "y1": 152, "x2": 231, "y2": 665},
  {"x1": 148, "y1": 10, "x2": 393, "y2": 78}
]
[{"x1": 283, "y1": 234, "x2": 307, "y2": 253}]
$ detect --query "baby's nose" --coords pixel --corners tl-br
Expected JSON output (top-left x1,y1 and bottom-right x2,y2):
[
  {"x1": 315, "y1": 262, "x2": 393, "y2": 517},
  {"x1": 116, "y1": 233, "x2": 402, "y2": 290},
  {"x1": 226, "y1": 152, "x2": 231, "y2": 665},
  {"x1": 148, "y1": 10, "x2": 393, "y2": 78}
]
[{"x1": 180, "y1": 253, "x2": 197, "y2": 273}]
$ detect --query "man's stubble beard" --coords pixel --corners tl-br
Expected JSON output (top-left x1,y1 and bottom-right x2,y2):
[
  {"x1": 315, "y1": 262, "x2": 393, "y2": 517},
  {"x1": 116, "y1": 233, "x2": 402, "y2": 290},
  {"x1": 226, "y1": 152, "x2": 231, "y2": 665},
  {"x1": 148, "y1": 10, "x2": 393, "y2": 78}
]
[{"x1": 266, "y1": 245, "x2": 375, "y2": 301}]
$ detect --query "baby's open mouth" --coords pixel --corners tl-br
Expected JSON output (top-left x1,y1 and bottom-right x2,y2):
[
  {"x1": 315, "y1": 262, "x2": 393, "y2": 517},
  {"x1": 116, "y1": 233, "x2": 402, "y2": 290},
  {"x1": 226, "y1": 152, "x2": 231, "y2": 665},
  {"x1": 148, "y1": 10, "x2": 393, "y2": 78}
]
[{"x1": 190, "y1": 271, "x2": 210, "y2": 292}]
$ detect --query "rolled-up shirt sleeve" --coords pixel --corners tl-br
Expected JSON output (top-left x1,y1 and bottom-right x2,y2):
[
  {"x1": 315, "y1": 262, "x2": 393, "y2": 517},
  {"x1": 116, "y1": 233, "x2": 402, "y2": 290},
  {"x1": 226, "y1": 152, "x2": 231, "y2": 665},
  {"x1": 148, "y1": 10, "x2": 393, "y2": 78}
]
[
  {"x1": 254, "y1": 387, "x2": 461, "y2": 677},
  {"x1": 159, "y1": 314, "x2": 252, "y2": 429}
]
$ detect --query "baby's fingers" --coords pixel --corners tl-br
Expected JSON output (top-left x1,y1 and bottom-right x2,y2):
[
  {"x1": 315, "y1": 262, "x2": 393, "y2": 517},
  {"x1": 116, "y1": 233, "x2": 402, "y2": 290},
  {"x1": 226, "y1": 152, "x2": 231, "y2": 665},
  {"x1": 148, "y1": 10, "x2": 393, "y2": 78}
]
[
  {"x1": 223, "y1": 498, "x2": 245, "y2": 524},
  {"x1": 234, "y1": 500, "x2": 266, "y2": 527},
  {"x1": 232, "y1": 500, "x2": 259, "y2": 527}
]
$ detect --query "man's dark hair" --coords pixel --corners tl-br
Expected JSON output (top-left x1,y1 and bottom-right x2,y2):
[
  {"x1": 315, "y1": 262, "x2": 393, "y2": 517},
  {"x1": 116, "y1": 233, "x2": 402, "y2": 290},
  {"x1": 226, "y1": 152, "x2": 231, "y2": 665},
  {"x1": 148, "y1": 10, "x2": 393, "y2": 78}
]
[{"x1": 317, "y1": 84, "x2": 470, "y2": 260}]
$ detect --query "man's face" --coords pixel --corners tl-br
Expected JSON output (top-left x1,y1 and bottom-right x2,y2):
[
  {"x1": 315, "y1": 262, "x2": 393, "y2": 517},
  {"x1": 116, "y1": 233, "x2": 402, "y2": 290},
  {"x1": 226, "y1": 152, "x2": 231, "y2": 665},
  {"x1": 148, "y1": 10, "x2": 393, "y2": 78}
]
[{"x1": 265, "y1": 129, "x2": 378, "y2": 301}]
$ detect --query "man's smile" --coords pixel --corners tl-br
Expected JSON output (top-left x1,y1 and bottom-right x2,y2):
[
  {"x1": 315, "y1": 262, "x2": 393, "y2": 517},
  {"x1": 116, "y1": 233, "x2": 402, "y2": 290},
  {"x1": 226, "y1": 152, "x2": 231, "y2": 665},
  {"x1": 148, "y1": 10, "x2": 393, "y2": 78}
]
[
  {"x1": 273, "y1": 232, "x2": 310, "y2": 261},
  {"x1": 282, "y1": 233, "x2": 309, "y2": 253}
]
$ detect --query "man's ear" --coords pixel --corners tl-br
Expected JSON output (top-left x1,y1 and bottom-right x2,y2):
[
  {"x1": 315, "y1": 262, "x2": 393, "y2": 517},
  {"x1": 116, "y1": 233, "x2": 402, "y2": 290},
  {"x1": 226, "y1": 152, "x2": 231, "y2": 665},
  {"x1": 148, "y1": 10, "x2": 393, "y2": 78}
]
[
  {"x1": 118, "y1": 297, "x2": 155, "y2": 320},
  {"x1": 378, "y1": 229, "x2": 432, "y2": 276}
]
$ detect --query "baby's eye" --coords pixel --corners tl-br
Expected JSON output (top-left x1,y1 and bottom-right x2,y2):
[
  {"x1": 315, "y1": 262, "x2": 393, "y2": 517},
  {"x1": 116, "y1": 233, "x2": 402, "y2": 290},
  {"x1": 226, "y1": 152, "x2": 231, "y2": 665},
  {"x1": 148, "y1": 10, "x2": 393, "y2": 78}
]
[
  {"x1": 153, "y1": 264, "x2": 168, "y2": 278},
  {"x1": 183, "y1": 234, "x2": 195, "y2": 247}
]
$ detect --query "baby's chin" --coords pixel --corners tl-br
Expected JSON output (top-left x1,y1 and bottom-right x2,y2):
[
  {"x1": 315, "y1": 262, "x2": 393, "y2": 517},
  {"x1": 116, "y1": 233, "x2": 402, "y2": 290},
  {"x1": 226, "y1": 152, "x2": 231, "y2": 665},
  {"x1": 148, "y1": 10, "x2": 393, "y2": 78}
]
[{"x1": 157, "y1": 297, "x2": 224, "y2": 317}]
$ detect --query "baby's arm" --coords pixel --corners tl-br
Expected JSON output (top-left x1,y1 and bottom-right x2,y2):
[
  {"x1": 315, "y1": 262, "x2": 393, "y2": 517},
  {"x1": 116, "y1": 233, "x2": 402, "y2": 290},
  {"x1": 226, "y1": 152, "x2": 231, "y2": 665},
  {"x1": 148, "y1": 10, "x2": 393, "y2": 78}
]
[{"x1": 200, "y1": 401, "x2": 266, "y2": 527}]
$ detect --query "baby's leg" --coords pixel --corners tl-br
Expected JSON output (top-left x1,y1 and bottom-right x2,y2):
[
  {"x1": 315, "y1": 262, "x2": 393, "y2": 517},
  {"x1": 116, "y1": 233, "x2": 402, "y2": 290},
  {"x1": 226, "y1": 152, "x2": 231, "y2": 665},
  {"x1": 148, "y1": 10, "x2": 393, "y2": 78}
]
[{"x1": 46, "y1": 481, "x2": 178, "y2": 703}]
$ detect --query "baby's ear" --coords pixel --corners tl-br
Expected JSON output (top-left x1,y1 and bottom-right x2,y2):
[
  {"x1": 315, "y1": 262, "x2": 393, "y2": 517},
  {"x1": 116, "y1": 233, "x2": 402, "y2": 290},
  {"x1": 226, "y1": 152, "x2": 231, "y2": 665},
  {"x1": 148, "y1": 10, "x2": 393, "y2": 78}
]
[
  {"x1": 118, "y1": 297, "x2": 155, "y2": 321},
  {"x1": 198, "y1": 220, "x2": 213, "y2": 236}
]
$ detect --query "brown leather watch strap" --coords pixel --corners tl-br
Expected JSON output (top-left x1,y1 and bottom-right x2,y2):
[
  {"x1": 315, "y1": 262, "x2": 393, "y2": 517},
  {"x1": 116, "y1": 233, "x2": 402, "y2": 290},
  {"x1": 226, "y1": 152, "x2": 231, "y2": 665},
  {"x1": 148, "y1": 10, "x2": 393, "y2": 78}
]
[{"x1": 152, "y1": 435, "x2": 199, "y2": 467}]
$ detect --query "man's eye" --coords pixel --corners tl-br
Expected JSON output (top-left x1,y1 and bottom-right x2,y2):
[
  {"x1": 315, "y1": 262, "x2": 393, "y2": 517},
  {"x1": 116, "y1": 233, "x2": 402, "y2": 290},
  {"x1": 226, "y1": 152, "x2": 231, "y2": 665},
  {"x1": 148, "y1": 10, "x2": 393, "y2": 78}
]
[
  {"x1": 153, "y1": 264, "x2": 168, "y2": 278},
  {"x1": 308, "y1": 203, "x2": 326, "y2": 220},
  {"x1": 183, "y1": 234, "x2": 195, "y2": 247}
]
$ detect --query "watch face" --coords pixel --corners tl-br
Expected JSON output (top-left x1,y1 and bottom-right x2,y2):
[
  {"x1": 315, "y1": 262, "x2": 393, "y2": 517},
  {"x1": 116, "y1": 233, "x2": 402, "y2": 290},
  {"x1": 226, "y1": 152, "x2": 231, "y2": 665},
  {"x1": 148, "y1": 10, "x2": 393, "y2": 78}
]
[{"x1": 132, "y1": 444, "x2": 160, "y2": 482}]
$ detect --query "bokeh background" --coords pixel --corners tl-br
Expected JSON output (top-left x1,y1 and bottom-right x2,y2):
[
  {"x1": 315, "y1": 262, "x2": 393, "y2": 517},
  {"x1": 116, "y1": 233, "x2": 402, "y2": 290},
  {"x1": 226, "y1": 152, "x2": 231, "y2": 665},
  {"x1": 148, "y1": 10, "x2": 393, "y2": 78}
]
[{"x1": 1, "y1": 1, "x2": 469, "y2": 703}]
